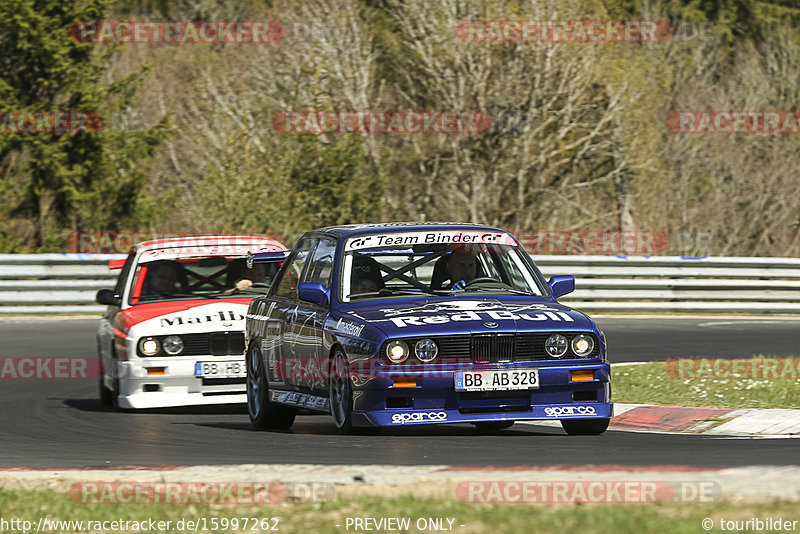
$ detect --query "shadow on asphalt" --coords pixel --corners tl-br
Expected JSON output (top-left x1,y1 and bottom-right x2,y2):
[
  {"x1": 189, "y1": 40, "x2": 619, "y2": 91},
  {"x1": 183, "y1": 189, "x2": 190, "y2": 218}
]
[
  {"x1": 62, "y1": 398, "x2": 247, "y2": 415},
  {"x1": 187, "y1": 419, "x2": 560, "y2": 437}
]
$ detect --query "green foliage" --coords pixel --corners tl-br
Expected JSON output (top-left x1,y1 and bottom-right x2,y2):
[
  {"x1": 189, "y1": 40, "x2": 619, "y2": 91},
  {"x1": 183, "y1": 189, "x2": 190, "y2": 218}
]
[
  {"x1": 287, "y1": 136, "x2": 384, "y2": 231},
  {"x1": 1, "y1": 0, "x2": 799, "y2": 255},
  {"x1": 0, "y1": 0, "x2": 171, "y2": 251}
]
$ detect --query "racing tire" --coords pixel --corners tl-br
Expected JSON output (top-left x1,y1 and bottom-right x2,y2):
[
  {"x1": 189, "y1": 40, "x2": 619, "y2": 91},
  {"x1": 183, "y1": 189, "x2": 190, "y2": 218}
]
[
  {"x1": 247, "y1": 345, "x2": 296, "y2": 430},
  {"x1": 98, "y1": 361, "x2": 113, "y2": 406},
  {"x1": 329, "y1": 350, "x2": 363, "y2": 434},
  {"x1": 111, "y1": 377, "x2": 128, "y2": 411},
  {"x1": 561, "y1": 418, "x2": 610, "y2": 435},
  {"x1": 472, "y1": 421, "x2": 515, "y2": 431},
  {"x1": 108, "y1": 346, "x2": 127, "y2": 411}
]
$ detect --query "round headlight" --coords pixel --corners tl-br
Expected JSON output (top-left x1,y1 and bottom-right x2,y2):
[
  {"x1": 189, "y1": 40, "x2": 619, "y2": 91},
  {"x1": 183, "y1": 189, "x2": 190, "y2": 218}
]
[
  {"x1": 163, "y1": 335, "x2": 184, "y2": 355},
  {"x1": 571, "y1": 334, "x2": 594, "y2": 357},
  {"x1": 414, "y1": 338, "x2": 438, "y2": 363},
  {"x1": 545, "y1": 334, "x2": 568, "y2": 358},
  {"x1": 139, "y1": 337, "x2": 160, "y2": 356},
  {"x1": 385, "y1": 340, "x2": 409, "y2": 363}
]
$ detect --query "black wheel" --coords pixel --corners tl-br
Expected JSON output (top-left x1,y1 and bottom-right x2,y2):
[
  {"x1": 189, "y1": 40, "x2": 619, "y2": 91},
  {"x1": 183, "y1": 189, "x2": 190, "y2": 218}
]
[
  {"x1": 99, "y1": 374, "x2": 113, "y2": 405},
  {"x1": 108, "y1": 346, "x2": 124, "y2": 410},
  {"x1": 247, "y1": 345, "x2": 295, "y2": 430},
  {"x1": 111, "y1": 377, "x2": 125, "y2": 410},
  {"x1": 472, "y1": 421, "x2": 515, "y2": 431},
  {"x1": 561, "y1": 418, "x2": 610, "y2": 435},
  {"x1": 98, "y1": 359, "x2": 113, "y2": 406},
  {"x1": 329, "y1": 350, "x2": 357, "y2": 433}
]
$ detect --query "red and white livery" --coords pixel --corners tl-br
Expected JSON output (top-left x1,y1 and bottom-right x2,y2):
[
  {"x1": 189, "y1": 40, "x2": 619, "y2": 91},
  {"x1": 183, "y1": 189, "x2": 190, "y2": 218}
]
[{"x1": 95, "y1": 236, "x2": 287, "y2": 409}]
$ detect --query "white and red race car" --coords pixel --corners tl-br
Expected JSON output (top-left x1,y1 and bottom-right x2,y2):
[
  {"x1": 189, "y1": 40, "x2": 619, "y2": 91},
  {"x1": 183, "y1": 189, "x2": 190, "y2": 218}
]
[{"x1": 95, "y1": 236, "x2": 287, "y2": 409}]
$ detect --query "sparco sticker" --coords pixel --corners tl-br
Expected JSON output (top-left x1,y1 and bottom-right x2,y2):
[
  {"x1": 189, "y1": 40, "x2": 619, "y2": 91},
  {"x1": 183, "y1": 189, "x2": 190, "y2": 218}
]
[
  {"x1": 345, "y1": 231, "x2": 516, "y2": 251},
  {"x1": 391, "y1": 412, "x2": 447, "y2": 424},
  {"x1": 544, "y1": 406, "x2": 598, "y2": 417}
]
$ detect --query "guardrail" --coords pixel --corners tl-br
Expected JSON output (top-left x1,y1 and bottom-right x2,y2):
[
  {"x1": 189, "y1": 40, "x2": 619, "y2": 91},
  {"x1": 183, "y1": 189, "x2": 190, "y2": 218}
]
[
  {"x1": 0, "y1": 254, "x2": 121, "y2": 314},
  {"x1": 536, "y1": 255, "x2": 800, "y2": 314},
  {"x1": 1, "y1": 254, "x2": 799, "y2": 315}
]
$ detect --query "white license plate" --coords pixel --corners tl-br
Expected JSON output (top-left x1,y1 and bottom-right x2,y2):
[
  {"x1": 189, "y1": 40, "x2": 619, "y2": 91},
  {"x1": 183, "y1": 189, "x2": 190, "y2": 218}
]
[
  {"x1": 454, "y1": 369, "x2": 540, "y2": 392},
  {"x1": 194, "y1": 361, "x2": 246, "y2": 378}
]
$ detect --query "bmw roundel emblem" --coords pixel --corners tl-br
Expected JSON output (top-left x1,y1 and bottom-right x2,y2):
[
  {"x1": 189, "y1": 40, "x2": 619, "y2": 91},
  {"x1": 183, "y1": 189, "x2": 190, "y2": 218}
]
[
  {"x1": 484, "y1": 322, "x2": 499, "y2": 329},
  {"x1": 223, "y1": 322, "x2": 233, "y2": 327}
]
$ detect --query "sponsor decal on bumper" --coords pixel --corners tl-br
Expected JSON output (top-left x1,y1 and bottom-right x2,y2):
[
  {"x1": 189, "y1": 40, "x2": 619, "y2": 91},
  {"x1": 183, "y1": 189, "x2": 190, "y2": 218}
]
[
  {"x1": 391, "y1": 411, "x2": 448, "y2": 425},
  {"x1": 543, "y1": 405, "x2": 598, "y2": 417},
  {"x1": 365, "y1": 403, "x2": 612, "y2": 427},
  {"x1": 270, "y1": 390, "x2": 329, "y2": 410}
]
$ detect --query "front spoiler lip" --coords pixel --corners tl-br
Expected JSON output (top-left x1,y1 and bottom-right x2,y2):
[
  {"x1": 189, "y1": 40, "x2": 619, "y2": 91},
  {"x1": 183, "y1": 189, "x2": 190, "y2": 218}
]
[
  {"x1": 353, "y1": 402, "x2": 613, "y2": 427},
  {"x1": 116, "y1": 391, "x2": 246, "y2": 410}
]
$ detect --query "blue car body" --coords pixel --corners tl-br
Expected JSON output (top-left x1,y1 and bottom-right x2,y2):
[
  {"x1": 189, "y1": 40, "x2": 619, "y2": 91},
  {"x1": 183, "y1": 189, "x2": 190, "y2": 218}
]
[{"x1": 245, "y1": 223, "x2": 612, "y2": 433}]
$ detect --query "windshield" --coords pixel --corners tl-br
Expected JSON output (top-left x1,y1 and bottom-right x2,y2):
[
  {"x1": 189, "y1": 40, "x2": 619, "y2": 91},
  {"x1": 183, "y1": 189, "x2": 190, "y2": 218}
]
[
  {"x1": 340, "y1": 230, "x2": 547, "y2": 302},
  {"x1": 128, "y1": 256, "x2": 280, "y2": 304}
]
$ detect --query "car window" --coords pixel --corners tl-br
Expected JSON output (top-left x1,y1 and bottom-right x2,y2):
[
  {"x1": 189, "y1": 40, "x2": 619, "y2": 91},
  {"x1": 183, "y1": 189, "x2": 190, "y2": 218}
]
[
  {"x1": 304, "y1": 238, "x2": 337, "y2": 288},
  {"x1": 340, "y1": 230, "x2": 547, "y2": 301},
  {"x1": 115, "y1": 252, "x2": 135, "y2": 297},
  {"x1": 273, "y1": 238, "x2": 315, "y2": 300},
  {"x1": 127, "y1": 255, "x2": 276, "y2": 304}
]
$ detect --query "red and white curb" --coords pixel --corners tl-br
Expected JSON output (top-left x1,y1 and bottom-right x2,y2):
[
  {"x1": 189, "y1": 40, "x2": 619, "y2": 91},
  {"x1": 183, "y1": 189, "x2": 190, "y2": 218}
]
[
  {"x1": 611, "y1": 404, "x2": 800, "y2": 436},
  {"x1": 520, "y1": 403, "x2": 800, "y2": 437}
]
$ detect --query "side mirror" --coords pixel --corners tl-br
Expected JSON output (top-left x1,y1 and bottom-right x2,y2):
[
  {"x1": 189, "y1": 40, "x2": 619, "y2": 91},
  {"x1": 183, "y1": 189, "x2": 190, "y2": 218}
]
[
  {"x1": 96, "y1": 289, "x2": 120, "y2": 306},
  {"x1": 547, "y1": 275, "x2": 575, "y2": 299},
  {"x1": 297, "y1": 282, "x2": 329, "y2": 306}
]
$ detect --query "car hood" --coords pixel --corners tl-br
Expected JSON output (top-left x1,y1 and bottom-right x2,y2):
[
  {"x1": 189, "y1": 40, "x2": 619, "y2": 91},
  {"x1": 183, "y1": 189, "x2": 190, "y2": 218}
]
[
  {"x1": 119, "y1": 299, "x2": 251, "y2": 334},
  {"x1": 341, "y1": 296, "x2": 595, "y2": 338}
]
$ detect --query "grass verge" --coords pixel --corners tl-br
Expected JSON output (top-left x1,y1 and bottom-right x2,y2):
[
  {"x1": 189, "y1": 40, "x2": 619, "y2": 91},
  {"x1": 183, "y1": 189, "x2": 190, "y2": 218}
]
[
  {"x1": 612, "y1": 357, "x2": 800, "y2": 409},
  {"x1": 1, "y1": 487, "x2": 799, "y2": 534}
]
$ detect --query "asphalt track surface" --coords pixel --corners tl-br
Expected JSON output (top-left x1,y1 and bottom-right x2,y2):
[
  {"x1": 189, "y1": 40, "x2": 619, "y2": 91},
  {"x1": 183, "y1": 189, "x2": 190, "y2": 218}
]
[{"x1": 1, "y1": 316, "x2": 798, "y2": 469}]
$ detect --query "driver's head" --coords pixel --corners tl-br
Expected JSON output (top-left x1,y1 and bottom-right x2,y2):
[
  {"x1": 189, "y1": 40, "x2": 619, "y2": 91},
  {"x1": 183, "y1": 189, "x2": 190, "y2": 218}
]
[
  {"x1": 243, "y1": 262, "x2": 267, "y2": 282},
  {"x1": 350, "y1": 254, "x2": 382, "y2": 293},
  {"x1": 149, "y1": 261, "x2": 180, "y2": 295},
  {"x1": 446, "y1": 249, "x2": 477, "y2": 283},
  {"x1": 353, "y1": 277, "x2": 378, "y2": 294}
]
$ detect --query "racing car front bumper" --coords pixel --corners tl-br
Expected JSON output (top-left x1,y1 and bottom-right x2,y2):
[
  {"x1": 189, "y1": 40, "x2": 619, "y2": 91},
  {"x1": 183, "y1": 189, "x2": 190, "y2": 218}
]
[
  {"x1": 114, "y1": 358, "x2": 246, "y2": 409},
  {"x1": 349, "y1": 361, "x2": 612, "y2": 427}
]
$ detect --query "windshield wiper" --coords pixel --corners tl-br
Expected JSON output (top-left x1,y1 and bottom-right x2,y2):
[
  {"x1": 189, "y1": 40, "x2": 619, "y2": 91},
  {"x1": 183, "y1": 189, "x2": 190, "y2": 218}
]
[
  {"x1": 138, "y1": 293, "x2": 204, "y2": 301},
  {"x1": 349, "y1": 288, "x2": 434, "y2": 299},
  {"x1": 437, "y1": 286, "x2": 536, "y2": 296}
]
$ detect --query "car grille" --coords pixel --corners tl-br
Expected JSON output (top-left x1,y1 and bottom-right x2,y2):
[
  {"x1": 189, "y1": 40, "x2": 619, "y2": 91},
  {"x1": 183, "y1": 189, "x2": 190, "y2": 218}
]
[
  {"x1": 178, "y1": 332, "x2": 245, "y2": 357},
  {"x1": 472, "y1": 334, "x2": 515, "y2": 363},
  {"x1": 383, "y1": 333, "x2": 598, "y2": 364}
]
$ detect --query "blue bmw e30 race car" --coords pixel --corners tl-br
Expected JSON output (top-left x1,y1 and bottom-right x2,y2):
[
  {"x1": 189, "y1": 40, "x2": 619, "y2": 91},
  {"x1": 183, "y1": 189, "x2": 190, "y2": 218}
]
[{"x1": 245, "y1": 222, "x2": 612, "y2": 434}]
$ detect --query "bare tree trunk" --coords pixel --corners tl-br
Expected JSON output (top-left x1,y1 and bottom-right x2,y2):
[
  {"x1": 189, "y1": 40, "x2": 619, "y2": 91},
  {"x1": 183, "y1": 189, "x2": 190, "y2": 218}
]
[{"x1": 614, "y1": 170, "x2": 635, "y2": 233}]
